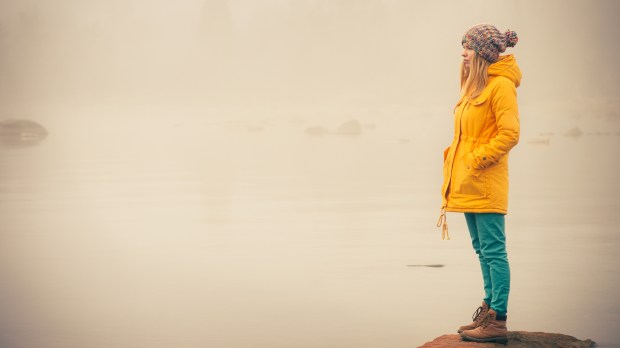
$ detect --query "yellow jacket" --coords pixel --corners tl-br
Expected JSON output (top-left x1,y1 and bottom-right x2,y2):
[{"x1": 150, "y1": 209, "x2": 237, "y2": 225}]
[{"x1": 441, "y1": 55, "x2": 522, "y2": 216}]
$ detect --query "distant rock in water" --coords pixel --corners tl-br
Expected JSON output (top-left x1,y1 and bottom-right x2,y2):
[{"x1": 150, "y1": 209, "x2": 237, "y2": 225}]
[
  {"x1": 528, "y1": 137, "x2": 551, "y2": 145},
  {"x1": 419, "y1": 331, "x2": 595, "y2": 348},
  {"x1": 0, "y1": 119, "x2": 48, "y2": 147},
  {"x1": 305, "y1": 126, "x2": 329, "y2": 137},
  {"x1": 563, "y1": 127, "x2": 584, "y2": 139},
  {"x1": 334, "y1": 119, "x2": 362, "y2": 135},
  {"x1": 305, "y1": 120, "x2": 363, "y2": 137}
]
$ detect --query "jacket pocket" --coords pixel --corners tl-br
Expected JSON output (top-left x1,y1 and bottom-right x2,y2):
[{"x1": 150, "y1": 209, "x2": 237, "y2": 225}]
[
  {"x1": 451, "y1": 154, "x2": 487, "y2": 197},
  {"x1": 463, "y1": 152, "x2": 481, "y2": 177}
]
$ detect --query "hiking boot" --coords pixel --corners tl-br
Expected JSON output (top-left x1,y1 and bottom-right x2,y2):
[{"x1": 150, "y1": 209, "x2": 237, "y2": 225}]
[
  {"x1": 457, "y1": 301, "x2": 489, "y2": 333},
  {"x1": 460, "y1": 309, "x2": 508, "y2": 344}
]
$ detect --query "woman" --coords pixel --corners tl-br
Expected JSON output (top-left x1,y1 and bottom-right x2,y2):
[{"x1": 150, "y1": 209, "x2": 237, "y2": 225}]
[{"x1": 437, "y1": 24, "x2": 521, "y2": 343}]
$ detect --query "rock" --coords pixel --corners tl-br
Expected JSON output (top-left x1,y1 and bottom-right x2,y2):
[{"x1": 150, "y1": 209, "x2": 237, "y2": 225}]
[
  {"x1": 0, "y1": 119, "x2": 48, "y2": 146},
  {"x1": 563, "y1": 127, "x2": 583, "y2": 138},
  {"x1": 0, "y1": 119, "x2": 47, "y2": 136},
  {"x1": 418, "y1": 331, "x2": 596, "y2": 348},
  {"x1": 528, "y1": 137, "x2": 551, "y2": 145},
  {"x1": 304, "y1": 120, "x2": 364, "y2": 136},
  {"x1": 334, "y1": 119, "x2": 362, "y2": 135},
  {"x1": 305, "y1": 126, "x2": 329, "y2": 137}
]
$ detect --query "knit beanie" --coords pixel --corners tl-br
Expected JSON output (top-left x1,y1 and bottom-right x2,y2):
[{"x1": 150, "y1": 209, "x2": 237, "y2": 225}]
[{"x1": 462, "y1": 24, "x2": 518, "y2": 63}]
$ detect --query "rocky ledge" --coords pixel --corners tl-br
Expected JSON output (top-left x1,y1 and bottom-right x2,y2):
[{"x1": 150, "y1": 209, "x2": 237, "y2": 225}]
[
  {"x1": 0, "y1": 119, "x2": 48, "y2": 146},
  {"x1": 419, "y1": 331, "x2": 596, "y2": 348}
]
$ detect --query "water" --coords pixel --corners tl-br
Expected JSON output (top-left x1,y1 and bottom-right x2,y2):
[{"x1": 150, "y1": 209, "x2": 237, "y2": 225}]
[{"x1": 1, "y1": 109, "x2": 619, "y2": 348}]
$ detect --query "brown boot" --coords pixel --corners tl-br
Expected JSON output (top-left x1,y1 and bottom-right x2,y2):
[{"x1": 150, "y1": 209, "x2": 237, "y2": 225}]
[
  {"x1": 460, "y1": 309, "x2": 508, "y2": 344},
  {"x1": 457, "y1": 301, "x2": 489, "y2": 333}
]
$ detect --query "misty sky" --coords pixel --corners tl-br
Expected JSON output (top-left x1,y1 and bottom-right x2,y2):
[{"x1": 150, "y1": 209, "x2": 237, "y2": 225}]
[{"x1": 0, "y1": 0, "x2": 618, "y2": 111}]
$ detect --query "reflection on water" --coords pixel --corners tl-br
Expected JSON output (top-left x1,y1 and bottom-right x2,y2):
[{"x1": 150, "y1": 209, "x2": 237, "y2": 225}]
[{"x1": 0, "y1": 111, "x2": 619, "y2": 348}]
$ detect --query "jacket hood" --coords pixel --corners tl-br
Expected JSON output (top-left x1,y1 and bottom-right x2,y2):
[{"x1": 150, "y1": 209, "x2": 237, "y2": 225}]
[{"x1": 488, "y1": 54, "x2": 521, "y2": 88}]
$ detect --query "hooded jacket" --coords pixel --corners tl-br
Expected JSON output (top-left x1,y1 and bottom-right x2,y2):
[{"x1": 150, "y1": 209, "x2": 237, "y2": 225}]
[{"x1": 441, "y1": 54, "x2": 522, "y2": 215}]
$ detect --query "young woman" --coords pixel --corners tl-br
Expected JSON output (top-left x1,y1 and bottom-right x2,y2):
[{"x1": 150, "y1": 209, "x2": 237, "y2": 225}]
[{"x1": 437, "y1": 24, "x2": 521, "y2": 343}]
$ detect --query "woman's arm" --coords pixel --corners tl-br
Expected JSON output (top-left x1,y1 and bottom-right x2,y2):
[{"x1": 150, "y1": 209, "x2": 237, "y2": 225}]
[{"x1": 470, "y1": 80, "x2": 520, "y2": 169}]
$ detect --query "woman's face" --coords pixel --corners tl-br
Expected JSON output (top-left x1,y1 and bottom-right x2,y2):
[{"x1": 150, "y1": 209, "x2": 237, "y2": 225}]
[{"x1": 461, "y1": 44, "x2": 475, "y2": 67}]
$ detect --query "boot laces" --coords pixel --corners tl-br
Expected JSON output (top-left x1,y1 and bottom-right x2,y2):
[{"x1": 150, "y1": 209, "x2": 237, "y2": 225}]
[
  {"x1": 478, "y1": 312, "x2": 493, "y2": 328},
  {"x1": 472, "y1": 306, "x2": 484, "y2": 322}
]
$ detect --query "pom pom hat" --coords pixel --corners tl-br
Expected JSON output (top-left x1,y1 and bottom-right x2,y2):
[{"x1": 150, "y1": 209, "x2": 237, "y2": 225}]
[{"x1": 462, "y1": 24, "x2": 518, "y2": 63}]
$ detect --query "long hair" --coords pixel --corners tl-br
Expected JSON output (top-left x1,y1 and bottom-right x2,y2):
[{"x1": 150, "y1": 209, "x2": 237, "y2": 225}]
[{"x1": 460, "y1": 52, "x2": 491, "y2": 99}]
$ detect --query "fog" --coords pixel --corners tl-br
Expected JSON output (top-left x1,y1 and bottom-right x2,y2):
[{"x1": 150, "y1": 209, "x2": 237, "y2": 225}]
[
  {"x1": 1, "y1": 1, "x2": 620, "y2": 348},
  {"x1": 1, "y1": 0, "x2": 619, "y2": 111}
]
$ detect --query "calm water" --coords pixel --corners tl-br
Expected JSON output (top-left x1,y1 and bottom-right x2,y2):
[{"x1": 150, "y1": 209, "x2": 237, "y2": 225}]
[{"x1": 1, "y1": 110, "x2": 619, "y2": 348}]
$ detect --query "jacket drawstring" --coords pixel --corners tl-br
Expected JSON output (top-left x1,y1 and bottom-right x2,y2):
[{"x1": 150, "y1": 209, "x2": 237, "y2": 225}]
[{"x1": 436, "y1": 207, "x2": 450, "y2": 240}]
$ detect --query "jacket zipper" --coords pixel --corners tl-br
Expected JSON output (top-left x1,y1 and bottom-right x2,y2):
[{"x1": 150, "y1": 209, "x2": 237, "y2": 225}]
[{"x1": 437, "y1": 99, "x2": 468, "y2": 240}]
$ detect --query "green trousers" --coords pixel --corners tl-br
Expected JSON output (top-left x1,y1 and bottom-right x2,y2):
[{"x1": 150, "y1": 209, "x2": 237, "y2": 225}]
[{"x1": 464, "y1": 213, "x2": 510, "y2": 316}]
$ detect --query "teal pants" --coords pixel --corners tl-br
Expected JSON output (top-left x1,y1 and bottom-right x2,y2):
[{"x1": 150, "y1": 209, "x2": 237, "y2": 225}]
[{"x1": 464, "y1": 213, "x2": 510, "y2": 316}]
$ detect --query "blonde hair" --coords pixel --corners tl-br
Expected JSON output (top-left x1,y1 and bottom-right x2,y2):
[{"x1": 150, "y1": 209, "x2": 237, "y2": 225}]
[{"x1": 460, "y1": 52, "x2": 491, "y2": 99}]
